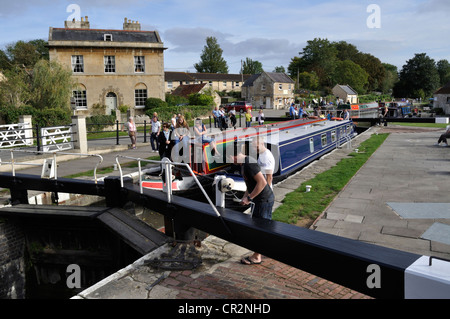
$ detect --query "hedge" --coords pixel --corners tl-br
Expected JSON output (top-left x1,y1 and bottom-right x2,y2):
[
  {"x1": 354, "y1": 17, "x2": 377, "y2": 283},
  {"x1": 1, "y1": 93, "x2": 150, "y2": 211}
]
[
  {"x1": 0, "y1": 105, "x2": 71, "y2": 127},
  {"x1": 145, "y1": 105, "x2": 213, "y2": 124}
]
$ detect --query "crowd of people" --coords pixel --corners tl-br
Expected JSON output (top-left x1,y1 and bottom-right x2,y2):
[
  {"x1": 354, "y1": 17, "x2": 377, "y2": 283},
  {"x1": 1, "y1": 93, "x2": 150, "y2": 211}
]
[{"x1": 123, "y1": 108, "x2": 247, "y2": 161}]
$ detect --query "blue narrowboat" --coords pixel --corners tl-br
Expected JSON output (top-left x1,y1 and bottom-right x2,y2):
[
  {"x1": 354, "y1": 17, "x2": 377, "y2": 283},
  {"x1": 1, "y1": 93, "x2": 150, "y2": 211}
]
[{"x1": 142, "y1": 117, "x2": 356, "y2": 193}]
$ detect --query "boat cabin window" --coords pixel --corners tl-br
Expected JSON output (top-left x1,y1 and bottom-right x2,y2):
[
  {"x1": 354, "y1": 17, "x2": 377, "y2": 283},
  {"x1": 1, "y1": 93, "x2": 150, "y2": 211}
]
[
  {"x1": 321, "y1": 133, "x2": 327, "y2": 147},
  {"x1": 331, "y1": 130, "x2": 336, "y2": 143},
  {"x1": 346, "y1": 125, "x2": 350, "y2": 133},
  {"x1": 309, "y1": 138, "x2": 314, "y2": 153}
]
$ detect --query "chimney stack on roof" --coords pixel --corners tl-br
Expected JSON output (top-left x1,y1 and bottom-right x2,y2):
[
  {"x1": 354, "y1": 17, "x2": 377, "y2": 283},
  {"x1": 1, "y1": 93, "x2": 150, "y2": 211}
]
[
  {"x1": 64, "y1": 16, "x2": 90, "y2": 29},
  {"x1": 123, "y1": 17, "x2": 141, "y2": 31}
]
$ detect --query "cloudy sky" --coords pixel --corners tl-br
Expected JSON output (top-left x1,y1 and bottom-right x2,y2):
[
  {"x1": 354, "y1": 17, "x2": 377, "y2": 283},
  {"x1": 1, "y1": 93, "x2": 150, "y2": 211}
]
[{"x1": 1, "y1": 0, "x2": 449, "y2": 73}]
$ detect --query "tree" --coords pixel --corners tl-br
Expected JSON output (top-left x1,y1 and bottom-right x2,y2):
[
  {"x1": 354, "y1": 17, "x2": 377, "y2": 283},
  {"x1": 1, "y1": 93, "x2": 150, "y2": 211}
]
[
  {"x1": 380, "y1": 63, "x2": 398, "y2": 94},
  {"x1": 28, "y1": 39, "x2": 50, "y2": 61},
  {"x1": 273, "y1": 66, "x2": 286, "y2": 73},
  {"x1": 393, "y1": 53, "x2": 440, "y2": 98},
  {"x1": 298, "y1": 71, "x2": 319, "y2": 90},
  {"x1": 437, "y1": 59, "x2": 450, "y2": 86},
  {"x1": 31, "y1": 60, "x2": 74, "y2": 110},
  {"x1": 0, "y1": 67, "x2": 32, "y2": 107},
  {"x1": 298, "y1": 38, "x2": 338, "y2": 87},
  {"x1": 6, "y1": 40, "x2": 48, "y2": 69},
  {"x1": 333, "y1": 41, "x2": 360, "y2": 62},
  {"x1": 353, "y1": 53, "x2": 385, "y2": 92},
  {"x1": 242, "y1": 57, "x2": 263, "y2": 74},
  {"x1": 194, "y1": 37, "x2": 229, "y2": 74},
  {"x1": 332, "y1": 60, "x2": 369, "y2": 94},
  {"x1": 287, "y1": 56, "x2": 306, "y2": 80},
  {"x1": 0, "y1": 50, "x2": 12, "y2": 71}
]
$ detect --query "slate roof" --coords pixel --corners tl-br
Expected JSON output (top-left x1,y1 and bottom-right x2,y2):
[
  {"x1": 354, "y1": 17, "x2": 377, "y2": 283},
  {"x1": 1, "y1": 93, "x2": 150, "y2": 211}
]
[
  {"x1": 242, "y1": 74, "x2": 261, "y2": 87},
  {"x1": 434, "y1": 81, "x2": 450, "y2": 95},
  {"x1": 242, "y1": 72, "x2": 294, "y2": 87},
  {"x1": 165, "y1": 72, "x2": 195, "y2": 82},
  {"x1": 335, "y1": 84, "x2": 358, "y2": 95},
  {"x1": 164, "y1": 72, "x2": 251, "y2": 82},
  {"x1": 171, "y1": 83, "x2": 207, "y2": 98},
  {"x1": 49, "y1": 28, "x2": 161, "y2": 44},
  {"x1": 265, "y1": 72, "x2": 295, "y2": 84}
]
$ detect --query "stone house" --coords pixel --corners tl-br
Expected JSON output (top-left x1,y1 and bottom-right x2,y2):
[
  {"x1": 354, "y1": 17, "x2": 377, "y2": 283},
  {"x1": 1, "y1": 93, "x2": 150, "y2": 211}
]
[
  {"x1": 165, "y1": 72, "x2": 251, "y2": 94},
  {"x1": 433, "y1": 81, "x2": 450, "y2": 115},
  {"x1": 332, "y1": 84, "x2": 359, "y2": 104},
  {"x1": 48, "y1": 17, "x2": 166, "y2": 117},
  {"x1": 241, "y1": 72, "x2": 295, "y2": 109}
]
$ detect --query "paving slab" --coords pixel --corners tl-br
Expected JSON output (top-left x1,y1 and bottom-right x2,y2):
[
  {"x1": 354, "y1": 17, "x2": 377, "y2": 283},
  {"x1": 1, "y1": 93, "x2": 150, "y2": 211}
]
[
  {"x1": 313, "y1": 126, "x2": 450, "y2": 260},
  {"x1": 387, "y1": 203, "x2": 450, "y2": 219},
  {"x1": 421, "y1": 223, "x2": 450, "y2": 246}
]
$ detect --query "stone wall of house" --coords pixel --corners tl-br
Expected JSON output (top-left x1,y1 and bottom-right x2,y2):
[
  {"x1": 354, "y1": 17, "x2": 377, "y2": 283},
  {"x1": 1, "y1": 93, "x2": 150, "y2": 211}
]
[
  {"x1": 0, "y1": 219, "x2": 25, "y2": 299},
  {"x1": 49, "y1": 47, "x2": 165, "y2": 117},
  {"x1": 433, "y1": 94, "x2": 450, "y2": 115}
]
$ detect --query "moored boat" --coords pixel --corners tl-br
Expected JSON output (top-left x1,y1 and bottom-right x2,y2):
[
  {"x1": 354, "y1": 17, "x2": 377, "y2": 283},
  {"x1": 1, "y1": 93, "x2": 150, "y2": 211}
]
[
  {"x1": 335, "y1": 101, "x2": 379, "y2": 120},
  {"x1": 141, "y1": 117, "x2": 356, "y2": 196}
]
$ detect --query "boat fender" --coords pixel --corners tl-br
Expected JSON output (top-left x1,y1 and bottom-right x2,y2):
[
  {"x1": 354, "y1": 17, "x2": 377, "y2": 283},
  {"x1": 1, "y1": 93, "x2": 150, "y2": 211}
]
[
  {"x1": 219, "y1": 178, "x2": 235, "y2": 192},
  {"x1": 332, "y1": 117, "x2": 343, "y2": 121}
]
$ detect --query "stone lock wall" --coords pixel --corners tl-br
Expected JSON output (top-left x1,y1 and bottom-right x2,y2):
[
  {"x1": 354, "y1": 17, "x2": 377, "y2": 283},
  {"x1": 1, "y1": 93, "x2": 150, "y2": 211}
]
[{"x1": 0, "y1": 219, "x2": 25, "y2": 299}]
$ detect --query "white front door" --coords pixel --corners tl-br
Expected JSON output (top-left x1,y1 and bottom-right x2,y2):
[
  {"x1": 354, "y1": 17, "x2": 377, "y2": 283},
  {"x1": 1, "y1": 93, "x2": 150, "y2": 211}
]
[
  {"x1": 266, "y1": 97, "x2": 272, "y2": 109},
  {"x1": 105, "y1": 93, "x2": 117, "y2": 115}
]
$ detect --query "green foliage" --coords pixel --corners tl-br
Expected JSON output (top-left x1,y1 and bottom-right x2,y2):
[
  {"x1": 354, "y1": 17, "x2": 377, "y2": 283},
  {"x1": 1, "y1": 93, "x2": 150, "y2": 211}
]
[
  {"x1": 194, "y1": 36, "x2": 229, "y2": 74},
  {"x1": 0, "y1": 67, "x2": 32, "y2": 106},
  {"x1": 437, "y1": 59, "x2": 450, "y2": 86},
  {"x1": 31, "y1": 60, "x2": 74, "y2": 110},
  {"x1": 34, "y1": 108, "x2": 71, "y2": 127},
  {"x1": 380, "y1": 63, "x2": 399, "y2": 94},
  {"x1": 333, "y1": 60, "x2": 369, "y2": 94},
  {"x1": 6, "y1": 40, "x2": 44, "y2": 68},
  {"x1": 188, "y1": 93, "x2": 214, "y2": 106},
  {"x1": 298, "y1": 71, "x2": 319, "y2": 90},
  {"x1": 91, "y1": 103, "x2": 106, "y2": 116},
  {"x1": 0, "y1": 104, "x2": 71, "y2": 127},
  {"x1": 394, "y1": 53, "x2": 440, "y2": 98},
  {"x1": 145, "y1": 105, "x2": 212, "y2": 123},
  {"x1": 359, "y1": 93, "x2": 392, "y2": 103},
  {"x1": 165, "y1": 94, "x2": 188, "y2": 107},
  {"x1": 86, "y1": 114, "x2": 116, "y2": 132},
  {"x1": 273, "y1": 66, "x2": 286, "y2": 73},
  {"x1": 145, "y1": 97, "x2": 168, "y2": 110},
  {"x1": 299, "y1": 38, "x2": 338, "y2": 87},
  {"x1": 118, "y1": 105, "x2": 129, "y2": 113},
  {"x1": 242, "y1": 57, "x2": 263, "y2": 75},
  {"x1": 289, "y1": 39, "x2": 391, "y2": 93}
]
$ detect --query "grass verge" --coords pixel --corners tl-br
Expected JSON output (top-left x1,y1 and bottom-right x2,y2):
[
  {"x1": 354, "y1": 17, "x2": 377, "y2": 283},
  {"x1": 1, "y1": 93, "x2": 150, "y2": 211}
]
[
  {"x1": 389, "y1": 122, "x2": 447, "y2": 128},
  {"x1": 272, "y1": 133, "x2": 389, "y2": 225}
]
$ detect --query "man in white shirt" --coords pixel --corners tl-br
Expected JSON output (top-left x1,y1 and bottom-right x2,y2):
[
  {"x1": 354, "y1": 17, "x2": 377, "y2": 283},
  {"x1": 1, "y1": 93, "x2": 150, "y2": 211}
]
[
  {"x1": 150, "y1": 116, "x2": 161, "y2": 151},
  {"x1": 251, "y1": 137, "x2": 275, "y2": 188}
]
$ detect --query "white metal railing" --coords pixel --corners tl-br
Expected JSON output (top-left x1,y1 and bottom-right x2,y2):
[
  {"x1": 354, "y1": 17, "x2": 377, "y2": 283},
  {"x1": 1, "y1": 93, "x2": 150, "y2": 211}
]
[
  {"x1": 115, "y1": 155, "x2": 222, "y2": 218},
  {"x1": 0, "y1": 122, "x2": 33, "y2": 148},
  {"x1": 0, "y1": 149, "x2": 103, "y2": 183}
]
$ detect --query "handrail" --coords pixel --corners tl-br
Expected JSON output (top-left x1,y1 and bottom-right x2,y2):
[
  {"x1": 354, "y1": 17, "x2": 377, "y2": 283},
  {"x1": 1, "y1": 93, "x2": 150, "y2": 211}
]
[
  {"x1": 0, "y1": 149, "x2": 104, "y2": 183},
  {"x1": 115, "y1": 155, "x2": 222, "y2": 218}
]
